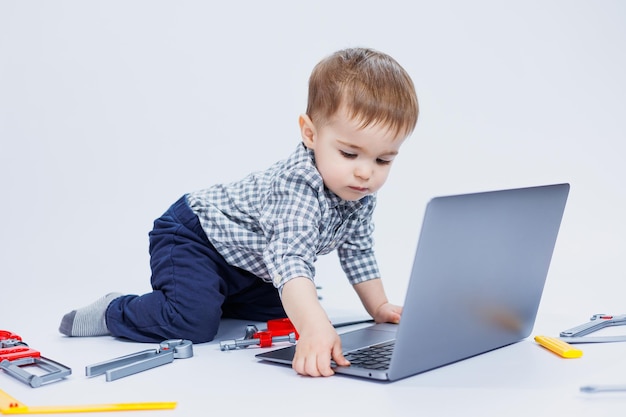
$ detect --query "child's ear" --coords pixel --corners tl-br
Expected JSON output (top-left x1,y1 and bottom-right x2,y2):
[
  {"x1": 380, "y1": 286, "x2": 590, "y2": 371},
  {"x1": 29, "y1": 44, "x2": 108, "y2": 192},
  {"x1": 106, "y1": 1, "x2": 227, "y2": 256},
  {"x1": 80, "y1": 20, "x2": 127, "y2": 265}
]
[{"x1": 299, "y1": 114, "x2": 316, "y2": 149}]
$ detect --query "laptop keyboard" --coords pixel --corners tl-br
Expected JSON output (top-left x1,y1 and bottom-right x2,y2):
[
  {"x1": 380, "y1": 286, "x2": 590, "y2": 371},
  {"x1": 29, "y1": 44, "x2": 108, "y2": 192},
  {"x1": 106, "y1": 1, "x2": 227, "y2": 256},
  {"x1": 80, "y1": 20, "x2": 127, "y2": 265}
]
[{"x1": 343, "y1": 341, "x2": 395, "y2": 370}]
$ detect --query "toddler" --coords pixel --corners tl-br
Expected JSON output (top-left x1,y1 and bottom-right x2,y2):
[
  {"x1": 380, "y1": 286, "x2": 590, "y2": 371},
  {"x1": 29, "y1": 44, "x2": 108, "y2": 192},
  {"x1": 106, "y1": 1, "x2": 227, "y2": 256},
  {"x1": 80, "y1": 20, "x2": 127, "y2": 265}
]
[{"x1": 60, "y1": 47, "x2": 419, "y2": 377}]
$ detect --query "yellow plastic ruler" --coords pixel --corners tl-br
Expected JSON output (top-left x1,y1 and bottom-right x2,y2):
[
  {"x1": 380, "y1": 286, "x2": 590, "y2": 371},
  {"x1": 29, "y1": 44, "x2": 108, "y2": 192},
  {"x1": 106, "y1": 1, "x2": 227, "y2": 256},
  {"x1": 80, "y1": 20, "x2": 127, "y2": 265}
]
[{"x1": 0, "y1": 390, "x2": 176, "y2": 414}]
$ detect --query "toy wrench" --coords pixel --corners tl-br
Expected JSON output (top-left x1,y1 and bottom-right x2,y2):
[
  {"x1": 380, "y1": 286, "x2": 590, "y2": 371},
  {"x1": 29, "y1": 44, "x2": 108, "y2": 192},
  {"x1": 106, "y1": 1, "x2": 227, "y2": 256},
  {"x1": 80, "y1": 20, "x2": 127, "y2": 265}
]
[
  {"x1": 560, "y1": 314, "x2": 626, "y2": 343},
  {"x1": 86, "y1": 339, "x2": 193, "y2": 381}
]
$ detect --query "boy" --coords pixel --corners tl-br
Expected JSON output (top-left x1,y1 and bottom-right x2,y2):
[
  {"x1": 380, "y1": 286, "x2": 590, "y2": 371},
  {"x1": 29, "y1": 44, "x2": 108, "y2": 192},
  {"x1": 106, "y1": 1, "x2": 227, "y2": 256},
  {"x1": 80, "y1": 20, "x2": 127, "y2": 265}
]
[{"x1": 59, "y1": 47, "x2": 419, "y2": 377}]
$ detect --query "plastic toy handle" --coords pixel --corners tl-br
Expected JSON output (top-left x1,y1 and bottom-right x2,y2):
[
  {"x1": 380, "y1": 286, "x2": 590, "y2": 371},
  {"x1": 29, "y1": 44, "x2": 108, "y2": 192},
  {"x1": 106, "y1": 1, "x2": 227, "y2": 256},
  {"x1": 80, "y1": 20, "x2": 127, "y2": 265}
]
[
  {"x1": 254, "y1": 332, "x2": 274, "y2": 348},
  {"x1": 534, "y1": 336, "x2": 583, "y2": 358}
]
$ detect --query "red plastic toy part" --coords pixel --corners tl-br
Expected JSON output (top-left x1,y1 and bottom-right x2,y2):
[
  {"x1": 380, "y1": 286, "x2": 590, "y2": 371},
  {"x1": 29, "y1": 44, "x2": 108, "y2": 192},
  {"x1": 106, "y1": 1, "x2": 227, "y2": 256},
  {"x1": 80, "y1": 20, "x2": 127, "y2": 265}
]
[
  {"x1": 0, "y1": 331, "x2": 41, "y2": 362},
  {"x1": 252, "y1": 318, "x2": 299, "y2": 348},
  {"x1": 266, "y1": 318, "x2": 297, "y2": 335}
]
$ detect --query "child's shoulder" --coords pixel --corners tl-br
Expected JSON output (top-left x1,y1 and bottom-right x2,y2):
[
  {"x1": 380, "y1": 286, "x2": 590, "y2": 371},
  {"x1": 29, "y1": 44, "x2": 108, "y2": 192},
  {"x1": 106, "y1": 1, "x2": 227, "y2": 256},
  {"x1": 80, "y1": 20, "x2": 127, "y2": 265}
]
[{"x1": 264, "y1": 143, "x2": 322, "y2": 186}]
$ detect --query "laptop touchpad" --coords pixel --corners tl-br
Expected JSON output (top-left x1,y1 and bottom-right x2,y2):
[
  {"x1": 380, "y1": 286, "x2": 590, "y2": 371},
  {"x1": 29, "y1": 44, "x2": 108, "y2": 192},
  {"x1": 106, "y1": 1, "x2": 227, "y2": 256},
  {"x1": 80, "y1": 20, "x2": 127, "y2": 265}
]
[{"x1": 340, "y1": 324, "x2": 397, "y2": 352}]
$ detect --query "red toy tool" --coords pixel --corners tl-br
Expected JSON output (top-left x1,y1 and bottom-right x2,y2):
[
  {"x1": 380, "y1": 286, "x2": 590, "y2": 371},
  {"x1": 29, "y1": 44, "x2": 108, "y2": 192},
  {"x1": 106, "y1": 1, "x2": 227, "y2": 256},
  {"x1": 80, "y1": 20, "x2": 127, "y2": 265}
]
[
  {"x1": 220, "y1": 318, "x2": 299, "y2": 351},
  {"x1": 0, "y1": 330, "x2": 71, "y2": 387}
]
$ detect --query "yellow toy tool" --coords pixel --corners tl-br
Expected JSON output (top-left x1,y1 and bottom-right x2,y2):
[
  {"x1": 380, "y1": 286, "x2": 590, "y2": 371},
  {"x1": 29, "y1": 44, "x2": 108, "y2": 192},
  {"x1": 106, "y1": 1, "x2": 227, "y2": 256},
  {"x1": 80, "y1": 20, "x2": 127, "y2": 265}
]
[
  {"x1": 0, "y1": 390, "x2": 176, "y2": 414},
  {"x1": 534, "y1": 335, "x2": 583, "y2": 358}
]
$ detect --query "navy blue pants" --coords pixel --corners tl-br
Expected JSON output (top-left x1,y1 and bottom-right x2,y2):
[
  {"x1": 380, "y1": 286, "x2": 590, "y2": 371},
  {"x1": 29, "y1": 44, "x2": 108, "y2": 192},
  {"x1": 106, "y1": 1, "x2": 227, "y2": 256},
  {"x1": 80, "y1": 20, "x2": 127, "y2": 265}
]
[{"x1": 106, "y1": 196, "x2": 286, "y2": 343}]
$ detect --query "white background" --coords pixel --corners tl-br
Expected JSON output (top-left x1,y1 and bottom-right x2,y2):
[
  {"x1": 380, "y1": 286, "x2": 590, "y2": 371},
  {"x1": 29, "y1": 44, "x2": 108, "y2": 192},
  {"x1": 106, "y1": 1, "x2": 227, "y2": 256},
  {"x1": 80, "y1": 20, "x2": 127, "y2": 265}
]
[{"x1": 1, "y1": 0, "x2": 625, "y2": 366}]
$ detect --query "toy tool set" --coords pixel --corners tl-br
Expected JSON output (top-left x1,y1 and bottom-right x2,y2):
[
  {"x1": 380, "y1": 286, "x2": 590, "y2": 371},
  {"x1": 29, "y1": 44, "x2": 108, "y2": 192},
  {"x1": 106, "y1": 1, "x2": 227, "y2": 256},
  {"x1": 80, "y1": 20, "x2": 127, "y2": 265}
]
[
  {"x1": 0, "y1": 330, "x2": 191, "y2": 414},
  {"x1": 534, "y1": 313, "x2": 626, "y2": 360}
]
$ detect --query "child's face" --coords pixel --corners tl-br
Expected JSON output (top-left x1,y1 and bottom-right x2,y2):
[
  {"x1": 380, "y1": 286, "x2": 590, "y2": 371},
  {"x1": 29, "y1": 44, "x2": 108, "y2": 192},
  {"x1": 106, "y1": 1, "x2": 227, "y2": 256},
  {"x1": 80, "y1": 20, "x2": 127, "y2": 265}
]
[{"x1": 300, "y1": 107, "x2": 406, "y2": 201}]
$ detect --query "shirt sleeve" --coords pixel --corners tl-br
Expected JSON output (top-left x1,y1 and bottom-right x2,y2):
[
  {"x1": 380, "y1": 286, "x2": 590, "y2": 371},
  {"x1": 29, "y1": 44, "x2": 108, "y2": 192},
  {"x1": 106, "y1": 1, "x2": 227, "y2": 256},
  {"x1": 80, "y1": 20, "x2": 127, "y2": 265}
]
[
  {"x1": 259, "y1": 168, "x2": 322, "y2": 291},
  {"x1": 337, "y1": 198, "x2": 381, "y2": 285}
]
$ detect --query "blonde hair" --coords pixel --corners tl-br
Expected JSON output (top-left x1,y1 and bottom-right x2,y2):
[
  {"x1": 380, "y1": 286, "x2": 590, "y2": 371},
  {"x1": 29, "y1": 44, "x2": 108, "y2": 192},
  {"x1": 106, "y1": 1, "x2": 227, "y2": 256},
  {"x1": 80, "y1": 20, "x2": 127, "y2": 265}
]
[{"x1": 306, "y1": 48, "x2": 419, "y2": 138}]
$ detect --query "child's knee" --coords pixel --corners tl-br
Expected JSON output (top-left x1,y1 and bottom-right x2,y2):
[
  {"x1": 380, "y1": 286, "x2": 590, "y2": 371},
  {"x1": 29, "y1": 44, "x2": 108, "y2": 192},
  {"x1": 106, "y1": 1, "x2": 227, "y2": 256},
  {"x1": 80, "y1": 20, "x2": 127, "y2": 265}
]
[
  {"x1": 175, "y1": 308, "x2": 221, "y2": 343},
  {"x1": 184, "y1": 324, "x2": 219, "y2": 344}
]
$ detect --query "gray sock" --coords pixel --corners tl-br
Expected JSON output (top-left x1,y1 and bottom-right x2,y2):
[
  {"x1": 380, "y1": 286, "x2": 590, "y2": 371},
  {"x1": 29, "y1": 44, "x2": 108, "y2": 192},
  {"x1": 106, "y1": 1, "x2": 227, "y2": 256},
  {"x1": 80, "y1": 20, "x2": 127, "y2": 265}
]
[{"x1": 59, "y1": 292, "x2": 123, "y2": 337}]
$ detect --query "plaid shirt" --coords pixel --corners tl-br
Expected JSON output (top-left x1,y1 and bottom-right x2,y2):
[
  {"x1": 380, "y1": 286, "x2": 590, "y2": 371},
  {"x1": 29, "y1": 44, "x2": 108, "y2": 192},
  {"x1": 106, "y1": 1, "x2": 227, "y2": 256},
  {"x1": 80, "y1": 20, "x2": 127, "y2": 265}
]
[{"x1": 186, "y1": 142, "x2": 380, "y2": 290}]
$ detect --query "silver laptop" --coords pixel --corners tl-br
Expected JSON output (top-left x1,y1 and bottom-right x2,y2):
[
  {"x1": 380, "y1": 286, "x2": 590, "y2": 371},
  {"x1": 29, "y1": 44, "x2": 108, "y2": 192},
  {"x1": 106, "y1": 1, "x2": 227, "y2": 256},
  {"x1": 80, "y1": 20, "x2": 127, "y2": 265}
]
[{"x1": 256, "y1": 183, "x2": 570, "y2": 381}]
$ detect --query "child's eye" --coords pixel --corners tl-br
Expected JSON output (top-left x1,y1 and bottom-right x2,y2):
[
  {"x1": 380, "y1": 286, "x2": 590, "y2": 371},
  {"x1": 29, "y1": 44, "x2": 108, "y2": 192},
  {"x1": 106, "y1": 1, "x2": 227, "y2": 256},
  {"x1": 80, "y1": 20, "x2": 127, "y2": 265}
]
[
  {"x1": 376, "y1": 158, "x2": 392, "y2": 165},
  {"x1": 340, "y1": 150, "x2": 357, "y2": 159}
]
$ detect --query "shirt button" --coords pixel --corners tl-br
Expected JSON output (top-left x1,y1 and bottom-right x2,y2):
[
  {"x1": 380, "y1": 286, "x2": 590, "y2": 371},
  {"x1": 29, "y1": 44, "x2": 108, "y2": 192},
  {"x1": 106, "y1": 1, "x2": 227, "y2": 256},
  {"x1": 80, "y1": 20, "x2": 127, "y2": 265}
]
[{"x1": 273, "y1": 274, "x2": 282, "y2": 286}]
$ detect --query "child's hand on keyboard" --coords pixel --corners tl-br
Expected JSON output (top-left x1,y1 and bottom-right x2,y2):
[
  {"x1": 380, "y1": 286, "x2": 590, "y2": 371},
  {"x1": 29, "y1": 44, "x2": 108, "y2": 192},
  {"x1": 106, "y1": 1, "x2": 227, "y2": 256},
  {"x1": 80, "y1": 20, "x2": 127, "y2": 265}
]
[{"x1": 373, "y1": 302, "x2": 403, "y2": 324}]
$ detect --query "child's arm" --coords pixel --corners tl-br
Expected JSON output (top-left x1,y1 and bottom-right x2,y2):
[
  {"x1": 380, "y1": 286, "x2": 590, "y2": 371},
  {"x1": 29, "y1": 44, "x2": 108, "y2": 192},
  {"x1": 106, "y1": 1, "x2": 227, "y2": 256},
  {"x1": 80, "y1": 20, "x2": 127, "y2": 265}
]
[
  {"x1": 353, "y1": 278, "x2": 402, "y2": 324},
  {"x1": 281, "y1": 277, "x2": 350, "y2": 377}
]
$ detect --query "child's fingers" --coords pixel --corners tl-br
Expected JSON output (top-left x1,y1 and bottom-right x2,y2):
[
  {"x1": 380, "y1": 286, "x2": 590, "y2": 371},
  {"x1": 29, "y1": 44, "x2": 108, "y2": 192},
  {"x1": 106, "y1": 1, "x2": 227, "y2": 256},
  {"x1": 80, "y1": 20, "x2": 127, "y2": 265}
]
[{"x1": 331, "y1": 343, "x2": 350, "y2": 366}]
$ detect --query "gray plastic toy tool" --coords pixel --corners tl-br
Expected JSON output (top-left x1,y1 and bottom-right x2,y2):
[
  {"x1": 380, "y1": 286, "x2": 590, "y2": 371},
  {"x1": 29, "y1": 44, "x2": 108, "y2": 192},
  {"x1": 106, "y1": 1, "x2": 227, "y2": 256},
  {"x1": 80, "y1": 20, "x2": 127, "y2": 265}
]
[
  {"x1": 85, "y1": 339, "x2": 193, "y2": 381},
  {"x1": 560, "y1": 314, "x2": 626, "y2": 343}
]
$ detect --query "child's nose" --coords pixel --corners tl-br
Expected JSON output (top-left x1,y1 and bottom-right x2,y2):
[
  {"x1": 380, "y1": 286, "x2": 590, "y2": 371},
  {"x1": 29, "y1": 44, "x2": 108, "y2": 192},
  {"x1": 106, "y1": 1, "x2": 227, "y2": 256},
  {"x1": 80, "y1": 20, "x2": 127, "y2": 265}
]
[{"x1": 354, "y1": 162, "x2": 372, "y2": 180}]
